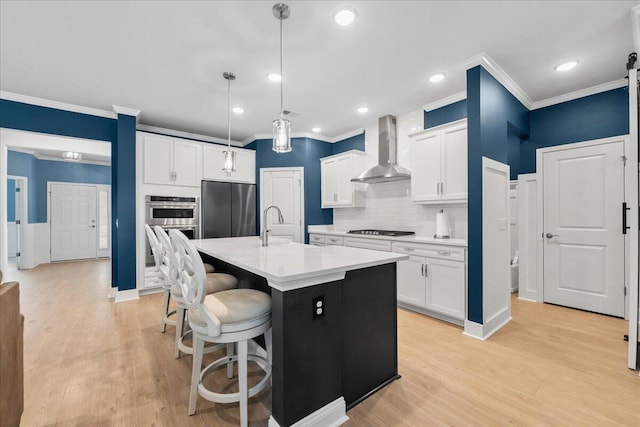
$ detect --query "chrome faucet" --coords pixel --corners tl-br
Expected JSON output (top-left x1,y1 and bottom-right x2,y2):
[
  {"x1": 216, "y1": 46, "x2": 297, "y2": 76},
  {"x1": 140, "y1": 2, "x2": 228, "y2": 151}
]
[{"x1": 261, "y1": 205, "x2": 285, "y2": 247}]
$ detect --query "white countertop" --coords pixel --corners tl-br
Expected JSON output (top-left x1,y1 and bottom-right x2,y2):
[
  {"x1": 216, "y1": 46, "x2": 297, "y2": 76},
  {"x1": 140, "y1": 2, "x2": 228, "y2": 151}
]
[
  {"x1": 307, "y1": 226, "x2": 468, "y2": 247},
  {"x1": 191, "y1": 236, "x2": 408, "y2": 291}
]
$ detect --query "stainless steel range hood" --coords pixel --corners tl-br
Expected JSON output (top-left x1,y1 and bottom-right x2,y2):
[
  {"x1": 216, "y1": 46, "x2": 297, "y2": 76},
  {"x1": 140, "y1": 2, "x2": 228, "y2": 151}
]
[{"x1": 351, "y1": 115, "x2": 411, "y2": 183}]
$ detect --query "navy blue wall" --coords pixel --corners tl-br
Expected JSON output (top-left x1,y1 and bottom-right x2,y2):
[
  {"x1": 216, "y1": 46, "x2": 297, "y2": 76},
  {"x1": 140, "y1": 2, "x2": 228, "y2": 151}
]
[
  {"x1": 466, "y1": 66, "x2": 530, "y2": 324},
  {"x1": 520, "y1": 87, "x2": 629, "y2": 174},
  {"x1": 424, "y1": 99, "x2": 467, "y2": 129},
  {"x1": 249, "y1": 137, "x2": 334, "y2": 243},
  {"x1": 7, "y1": 179, "x2": 16, "y2": 222},
  {"x1": 331, "y1": 132, "x2": 365, "y2": 154},
  {"x1": 7, "y1": 150, "x2": 110, "y2": 223},
  {"x1": 7, "y1": 151, "x2": 38, "y2": 223},
  {"x1": 0, "y1": 99, "x2": 137, "y2": 291}
]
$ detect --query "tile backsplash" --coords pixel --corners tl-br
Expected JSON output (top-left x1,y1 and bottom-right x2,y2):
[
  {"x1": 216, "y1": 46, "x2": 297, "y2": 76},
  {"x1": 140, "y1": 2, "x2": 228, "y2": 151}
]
[{"x1": 332, "y1": 180, "x2": 468, "y2": 239}]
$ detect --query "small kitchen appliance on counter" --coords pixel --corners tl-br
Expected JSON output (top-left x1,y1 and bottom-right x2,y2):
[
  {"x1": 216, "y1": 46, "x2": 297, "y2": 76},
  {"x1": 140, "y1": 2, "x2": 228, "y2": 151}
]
[
  {"x1": 434, "y1": 209, "x2": 450, "y2": 239},
  {"x1": 347, "y1": 229, "x2": 415, "y2": 237}
]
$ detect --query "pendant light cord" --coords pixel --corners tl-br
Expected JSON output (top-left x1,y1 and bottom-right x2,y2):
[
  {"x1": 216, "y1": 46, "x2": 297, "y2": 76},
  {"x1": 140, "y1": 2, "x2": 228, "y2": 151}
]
[
  {"x1": 227, "y1": 75, "x2": 231, "y2": 149},
  {"x1": 279, "y1": 10, "x2": 284, "y2": 119}
]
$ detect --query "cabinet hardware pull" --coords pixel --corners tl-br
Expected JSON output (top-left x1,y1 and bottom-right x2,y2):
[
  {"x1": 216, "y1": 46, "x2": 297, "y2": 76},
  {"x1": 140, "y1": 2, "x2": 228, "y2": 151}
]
[
  {"x1": 440, "y1": 182, "x2": 444, "y2": 194},
  {"x1": 421, "y1": 264, "x2": 425, "y2": 276},
  {"x1": 622, "y1": 202, "x2": 630, "y2": 234},
  {"x1": 424, "y1": 264, "x2": 428, "y2": 277},
  {"x1": 405, "y1": 247, "x2": 414, "y2": 252},
  {"x1": 436, "y1": 182, "x2": 440, "y2": 194},
  {"x1": 437, "y1": 251, "x2": 451, "y2": 256}
]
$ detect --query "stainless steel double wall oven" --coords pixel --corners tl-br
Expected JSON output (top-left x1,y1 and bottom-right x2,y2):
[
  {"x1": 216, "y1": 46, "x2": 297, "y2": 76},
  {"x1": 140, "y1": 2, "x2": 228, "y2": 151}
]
[{"x1": 145, "y1": 195, "x2": 199, "y2": 265}]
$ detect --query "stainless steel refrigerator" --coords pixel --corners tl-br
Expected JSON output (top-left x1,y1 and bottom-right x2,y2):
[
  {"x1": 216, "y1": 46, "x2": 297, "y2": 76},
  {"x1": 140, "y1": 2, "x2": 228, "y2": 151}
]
[{"x1": 201, "y1": 180, "x2": 257, "y2": 238}]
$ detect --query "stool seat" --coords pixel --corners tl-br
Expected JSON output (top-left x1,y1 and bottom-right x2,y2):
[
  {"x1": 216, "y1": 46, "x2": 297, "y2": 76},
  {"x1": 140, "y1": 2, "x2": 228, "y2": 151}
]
[
  {"x1": 203, "y1": 263, "x2": 215, "y2": 274},
  {"x1": 171, "y1": 273, "x2": 238, "y2": 297},
  {"x1": 189, "y1": 289, "x2": 271, "y2": 332}
]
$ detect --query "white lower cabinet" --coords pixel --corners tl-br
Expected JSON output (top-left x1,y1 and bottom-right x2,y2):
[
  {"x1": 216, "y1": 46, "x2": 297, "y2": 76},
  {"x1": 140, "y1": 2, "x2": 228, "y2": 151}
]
[{"x1": 393, "y1": 242, "x2": 466, "y2": 323}]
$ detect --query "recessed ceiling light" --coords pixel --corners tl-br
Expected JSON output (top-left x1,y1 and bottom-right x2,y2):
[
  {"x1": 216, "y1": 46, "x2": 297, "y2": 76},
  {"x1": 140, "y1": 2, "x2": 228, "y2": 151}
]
[
  {"x1": 357, "y1": 106, "x2": 369, "y2": 114},
  {"x1": 312, "y1": 127, "x2": 322, "y2": 133},
  {"x1": 232, "y1": 107, "x2": 244, "y2": 114},
  {"x1": 554, "y1": 60, "x2": 578, "y2": 72},
  {"x1": 429, "y1": 73, "x2": 446, "y2": 83},
  {"x1": 334, "y1": 7, "x2": 357, "y2": 26},
  {"x1": 267, "y1": 73, "x2": 282, "y2": 82}
]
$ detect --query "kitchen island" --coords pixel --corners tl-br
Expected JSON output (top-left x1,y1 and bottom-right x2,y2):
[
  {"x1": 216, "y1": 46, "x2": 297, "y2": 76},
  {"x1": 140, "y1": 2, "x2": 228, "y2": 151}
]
[{"x1": 192, "y1": 237, "x2": 408, "y2": 427}]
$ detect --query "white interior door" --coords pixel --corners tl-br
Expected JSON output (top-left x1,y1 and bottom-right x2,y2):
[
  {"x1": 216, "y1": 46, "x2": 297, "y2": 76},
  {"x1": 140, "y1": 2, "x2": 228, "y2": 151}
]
[
  {"x1": 543, "y1": 141, "x2": 625, "y2": 317},
  {"x1": 260, "y1": 168, "x2": 303, "y2": 243},
  {"x1": 50, "y1": 183, "x2": 97, "y2": 261}
]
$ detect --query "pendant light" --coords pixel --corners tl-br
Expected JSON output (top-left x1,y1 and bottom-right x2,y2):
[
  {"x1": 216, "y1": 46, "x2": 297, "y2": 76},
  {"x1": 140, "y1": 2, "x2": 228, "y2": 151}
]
[
  {"x1": 222, "y1": 71, "x2": 236, "y2": 175},
  {"x1": 272, "y1": 3, "x2": 292, "y2": 153}
]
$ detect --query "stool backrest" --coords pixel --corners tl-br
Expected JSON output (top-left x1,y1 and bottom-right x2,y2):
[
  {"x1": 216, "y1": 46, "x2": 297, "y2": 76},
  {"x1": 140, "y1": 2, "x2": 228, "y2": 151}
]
[
  {"x1": 144, "y1": 224, "x2": 162, "y2": 271},
  {"x1": 169, "y1": 229, "x2": 222, "y2": 336},
  {"x1": 153, "y1": 226, "x2": 180, "y2": 291}
]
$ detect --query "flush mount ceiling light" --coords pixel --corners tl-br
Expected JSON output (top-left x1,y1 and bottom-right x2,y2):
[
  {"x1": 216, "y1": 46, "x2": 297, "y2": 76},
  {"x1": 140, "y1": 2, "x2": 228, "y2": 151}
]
[
  {"x1": 232, "y1": 106, "x2": 244, "y2": 114},
  {"x1": 61, "y1": 151, "x2": 82, "y2": 161},
  {"x1": 272, "y1": 3, "x2": 292, "y2": 153},
  {"x1": 555, "y1": 60, "x2": 579, "y2": 71},
  {"x1": 222, "y1": 72, "x2": 237, "y2": 176},
  {"x1": 312, "y1": 127, "x2": 321, "y2": 133},
  {"x1": 267, "y1": 73, "x2": 282, "y2": 82},
  {"x1": 333, "y1": 6, "x2": 357, "y2": 26},
  {"x1": 357, "y1": 106, "x2": 369, "y2": 114},
  {"x1": 429, "y1": 73, "x2": 446, "y2": 83}
]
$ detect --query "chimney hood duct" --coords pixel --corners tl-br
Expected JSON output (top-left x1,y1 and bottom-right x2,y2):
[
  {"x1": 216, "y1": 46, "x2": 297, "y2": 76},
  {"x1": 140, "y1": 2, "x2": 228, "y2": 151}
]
[{"x1": 351, "y1": 115, "x2": 411, "y2": 183}]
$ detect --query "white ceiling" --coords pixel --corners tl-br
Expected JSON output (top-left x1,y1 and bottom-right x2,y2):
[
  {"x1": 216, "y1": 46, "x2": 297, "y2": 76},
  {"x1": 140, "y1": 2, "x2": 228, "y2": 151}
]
[{"x1": 1, "y1": 1, "x2": 638, "y2": 142}]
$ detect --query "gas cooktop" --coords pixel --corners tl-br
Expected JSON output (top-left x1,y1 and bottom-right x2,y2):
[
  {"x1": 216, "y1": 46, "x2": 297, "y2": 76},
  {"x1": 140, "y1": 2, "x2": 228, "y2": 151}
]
[{"x1": 347, "y1": 229, "x2": 415, "y2": 237}]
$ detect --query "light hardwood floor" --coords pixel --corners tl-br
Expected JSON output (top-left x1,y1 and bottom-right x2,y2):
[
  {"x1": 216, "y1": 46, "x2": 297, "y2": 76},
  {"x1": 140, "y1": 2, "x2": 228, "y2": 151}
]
[{"x1": 5, "y1": 260, "x2": 639, "y2": 426}]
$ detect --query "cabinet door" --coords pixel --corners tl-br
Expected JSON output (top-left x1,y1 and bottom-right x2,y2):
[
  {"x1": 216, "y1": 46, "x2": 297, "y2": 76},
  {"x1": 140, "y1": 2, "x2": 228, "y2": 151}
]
[
  {"x1": 411, "y1": 132, "x2": 441, "y2": 202},
  {"x1": 202, "y1": 144, "x2": 227, "y2": 181},
  {"x1": 233, "y1": 149, "x2": 256, "y2": 184},
  {"x1": 335, "y1": 155, "x2": 354, "y2": 205},
  {"x1": 143, "y1": 134, "x2": 174, "y2": 185},
  {"x1": 397, "y1": 256, "x2": 427, "y2": 307},
  {"x1": 425, "y1": 258, "x2": 465, "y2": 320},
  {"x1": 321, "y1": 159, "x2": 337, "y2": 207},
  {"x1": 173, "y1": 140, "x2": 201, "y2": 187},
  {"x1": 441, "y1": 124, "x2": 467, "y2": 201}
]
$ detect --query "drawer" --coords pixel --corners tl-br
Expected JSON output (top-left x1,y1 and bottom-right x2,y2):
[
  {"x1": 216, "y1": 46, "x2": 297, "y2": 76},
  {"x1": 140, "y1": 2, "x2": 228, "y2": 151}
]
[
  {"x1": 391, "y1": 242, "x2": 465, "y2": 262},
  {"x1": 309, "y1": 234, "x2": 326, "y2": 245},
  {"x1": 344, "y1": 237, "x2": 392, "y2": 252},
  {"x1": 325, "y1": 236, "x2": 344, "y2": 246}
]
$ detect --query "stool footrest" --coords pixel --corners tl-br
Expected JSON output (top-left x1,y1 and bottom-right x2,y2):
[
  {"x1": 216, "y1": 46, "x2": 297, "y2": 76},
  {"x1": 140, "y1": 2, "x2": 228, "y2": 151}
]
[
  {"x1": 178, "y1": 330, "x2": 224, "y2": 355},
  {"x1": 198, "y1": 354, "x2": 272, "y2": 404}
]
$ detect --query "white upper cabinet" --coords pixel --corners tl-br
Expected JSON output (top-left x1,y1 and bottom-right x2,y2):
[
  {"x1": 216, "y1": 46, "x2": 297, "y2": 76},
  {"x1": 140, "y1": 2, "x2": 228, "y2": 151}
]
[
  {"x1": 410, "y1": 119, "x2": 467, "y2": 204},
  {"x1": 321, "y1": 150, "x2": 369, "y2": 208},
  {"x1": 143, "y1": 133, "x2": 201, "y2": 187},
  {"x1": 202, "y1": 144, "x2": 255, "y2": 184}
]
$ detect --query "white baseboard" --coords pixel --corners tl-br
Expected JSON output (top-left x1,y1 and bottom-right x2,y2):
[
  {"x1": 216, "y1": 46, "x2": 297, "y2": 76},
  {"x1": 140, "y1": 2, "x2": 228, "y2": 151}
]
[
  {"x1": 268, "y1": 397, "x2": 348, "y2": 427},
  {"x1": 517, "y1": 296, "x2": 538, "y2": 303},
  {"x1": 108, "y1": 286, "x2": 117, "y2": 299},
  {"x1": 463, "y1": 308, "x2": 512, "y2": 341},
  {"x1": 114, "y1": 288, "x2": 140, "y2": 303},
  {"x1": 138, "y1": 286, "x2": 164, "y2": 297}
]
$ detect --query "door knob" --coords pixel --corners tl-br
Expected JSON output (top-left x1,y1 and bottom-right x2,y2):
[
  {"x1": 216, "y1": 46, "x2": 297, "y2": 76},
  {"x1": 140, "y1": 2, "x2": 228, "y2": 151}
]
[
  {"x1": 90, "y1": 225, "x2": 96, "y2": 228},
  {"x1": 545, "y1": 232, "x2": 558, "y2": 239}
]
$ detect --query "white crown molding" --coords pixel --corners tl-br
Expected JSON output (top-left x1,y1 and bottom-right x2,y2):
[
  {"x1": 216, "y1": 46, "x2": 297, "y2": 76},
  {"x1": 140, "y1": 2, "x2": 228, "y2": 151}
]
[
  {"x1": 0, "y1": 90, "x2": 117, "y2": 119},
  {"x1": 136, "y1": 124, "x2": 242, "y2": 147},
  {"x1": 423, "y1": 91, "x2": 467, "y2": 112},
  {"x1": 531, "y1": 79, "x2": 628, "y2": 110},
  {"x1": 460, "y1": 52, "x2": 533, "y2": 109},
  {"x1": 632, "y1": 6, "x2": 640, "y2": 54},
  {"x1": 6, "y1": 147, "x2": 35, "y2": 156},
  {"x1": 242, "y1": 128, "x2": 365, "y2": 146},
  {"x1": 112, "y1": 105, "x2": 142, "y2": 119}
]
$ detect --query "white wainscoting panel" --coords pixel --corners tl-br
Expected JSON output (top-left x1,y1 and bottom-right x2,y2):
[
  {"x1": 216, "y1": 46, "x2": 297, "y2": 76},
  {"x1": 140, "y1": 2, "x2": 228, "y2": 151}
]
[{"x1": 517, "y1": 174, "x2": 539, "y2": 302}]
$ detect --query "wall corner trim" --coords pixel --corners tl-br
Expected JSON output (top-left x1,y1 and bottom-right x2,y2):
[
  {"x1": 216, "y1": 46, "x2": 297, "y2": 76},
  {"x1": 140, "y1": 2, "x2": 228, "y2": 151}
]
[
  {"x1": 1, "y1": 90, "x2": 117, "y2": 119},
  {"x1": 632, "y1": 5, "x2": 640, "y2": 53},
  {"x1": 108, "y1": 286, "x2": 117, "y2": 299},
  {"x1": 463, "y1": 312, "x2": 512, "y2": 341},
  {"x1": 114, "y1": 288, "x2": 140, "y2": 303},
  {"x1": 422, "y1": 91, "x2": 466, "y2": 112},
  {"x1": 112, "y1": 105, "x2": 142, "y2": 119},
  {"x1": 460, "y1": 52, "x2": 533, "y2": 109},
  {"x1": 267, "y1": 397, "x2": 349, "y2": 427}
]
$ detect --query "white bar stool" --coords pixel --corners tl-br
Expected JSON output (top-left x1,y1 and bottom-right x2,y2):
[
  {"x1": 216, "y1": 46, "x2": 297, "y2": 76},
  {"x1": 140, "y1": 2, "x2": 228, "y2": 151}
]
[
  {"x1": 145, "y1": 224, "x2": 216, "y2": 334},
  {"x1": 170, "y1": 229, "x2": 272, "y2": 427},
  {"x1": 154, "y1": 226, "x2": 238, "y2": 359}
]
